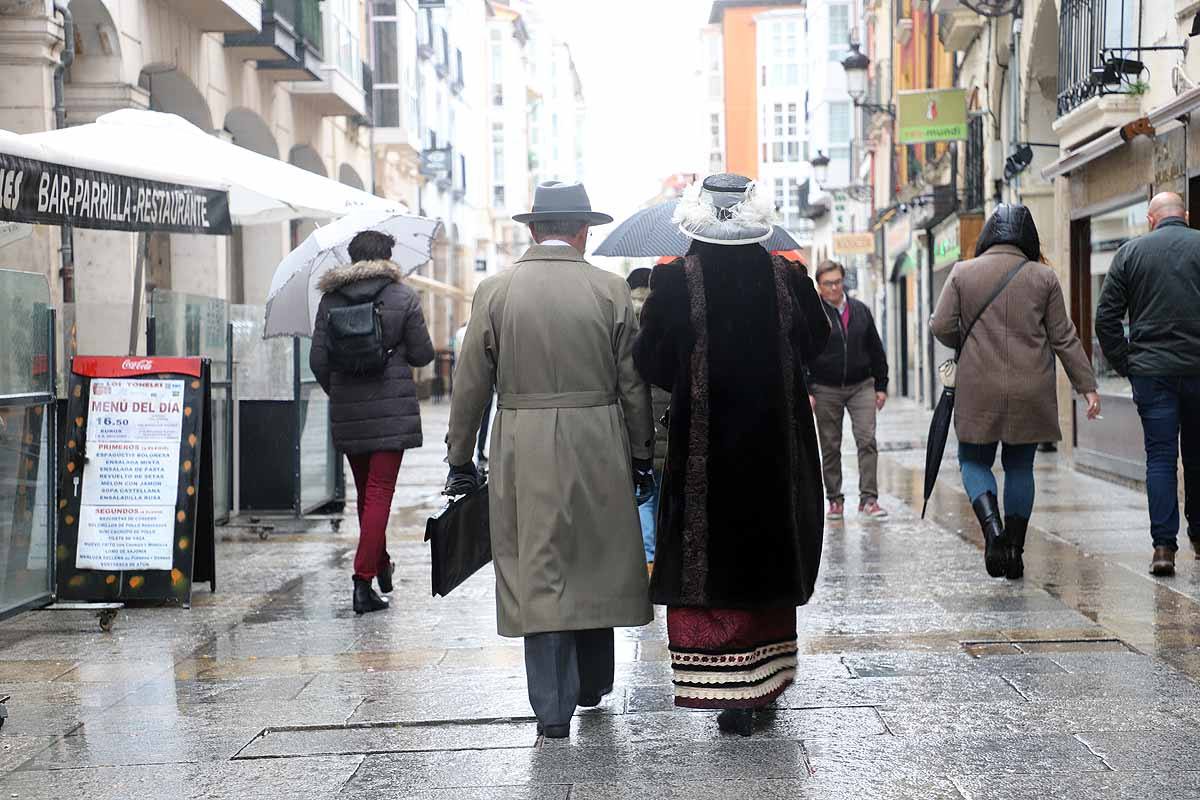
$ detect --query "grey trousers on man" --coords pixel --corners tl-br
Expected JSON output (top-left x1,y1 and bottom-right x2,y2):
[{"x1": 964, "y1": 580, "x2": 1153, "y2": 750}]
[
  {"x1": 523, "y1": 628, "x2": 615, "y2": 727},
  {"x1": 812, "y1": 378, "x2": 879, "y2": 502}
]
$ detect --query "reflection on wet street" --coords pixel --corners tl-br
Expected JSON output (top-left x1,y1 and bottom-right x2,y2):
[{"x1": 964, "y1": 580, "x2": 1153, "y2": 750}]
[{"x1": 2, "y1": 400, "x2": 1200, "y2": 799}]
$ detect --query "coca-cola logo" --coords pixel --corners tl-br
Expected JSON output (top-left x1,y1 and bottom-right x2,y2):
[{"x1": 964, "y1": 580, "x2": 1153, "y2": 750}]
[{"x1": 121, "y1": 359, "x2": 154, "y2": 371}]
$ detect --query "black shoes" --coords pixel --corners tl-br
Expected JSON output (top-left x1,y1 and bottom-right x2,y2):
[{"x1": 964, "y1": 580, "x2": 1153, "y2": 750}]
[
  {"x1": 717, "y1": 708, "x2": 755, "y2": 737},
  {"x1": 536, "y1": 721, "x2": 570, "y2": 739},
  {"x1": 377, "y1": 560, "x2": 395, "y2": 594},
  {"x1": 972, "y1": 492, "x2": 1008, "y2": 578},
  {"x1": 1005, "y1": 516, "x2": 1028, "y2": 581},
  {"x1": 353, "y1": 577, "x2": 389, "y2": 615}
]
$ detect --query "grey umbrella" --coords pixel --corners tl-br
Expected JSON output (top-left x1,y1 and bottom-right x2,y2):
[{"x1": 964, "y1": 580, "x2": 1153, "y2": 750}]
[{"x1": 593, "y1": 200, "x2": 801, "y2": 257}]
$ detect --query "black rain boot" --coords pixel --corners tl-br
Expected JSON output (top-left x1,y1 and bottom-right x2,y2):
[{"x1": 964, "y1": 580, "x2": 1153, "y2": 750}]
[
  {"x1": 353, "y1": 577, "x2": 389, "y2": 615},
  {"x1": 377, "y1": 560, "x2": 395, "y2": 594},
  {"x1": 717, "y1": 708, "x2": 754, "y2": 737},
  {"x1": 971, "y1": 492, "x2": 1008, "y2": 578},
  {"x1": 1005, "y1": 516, "x2": 1028, "y2": 580}
]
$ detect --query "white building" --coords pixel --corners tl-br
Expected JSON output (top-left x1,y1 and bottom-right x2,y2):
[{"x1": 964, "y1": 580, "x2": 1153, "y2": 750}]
[{"x1": 485, "y1": 1, "x2": 533, "y2": 276}]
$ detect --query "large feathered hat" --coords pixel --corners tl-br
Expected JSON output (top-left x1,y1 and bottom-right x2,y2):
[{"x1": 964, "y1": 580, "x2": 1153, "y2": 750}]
[{"x1": 673, "y1": 173, "x2": 775, "y2": 246}]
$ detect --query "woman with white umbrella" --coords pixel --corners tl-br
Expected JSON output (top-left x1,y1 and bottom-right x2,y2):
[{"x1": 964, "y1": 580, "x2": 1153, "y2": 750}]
[{"x1": 310, "y1": 230, "x2": 435, "y2": 614}]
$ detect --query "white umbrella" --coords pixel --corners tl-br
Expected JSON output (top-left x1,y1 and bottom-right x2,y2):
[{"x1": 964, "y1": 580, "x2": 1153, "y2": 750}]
[{"x1": 263, "y1": 206, "x2": 442, "y2": 338}]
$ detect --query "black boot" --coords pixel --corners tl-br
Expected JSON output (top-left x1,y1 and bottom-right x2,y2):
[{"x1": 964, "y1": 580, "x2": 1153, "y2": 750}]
[
  {"x1": 971, "y1": 492, "x2": 1008, "y2": 578},
  {"x1": 353, "y1": 577, "x2": 389, "y2": 615},
  {"x1": 717, "y1": 708, "x2": 754, "y2": 737},
  {"x1": 1005, "y1": 516, "x2": 1028, "y2": 580},
  {"x1": 377, "y1": 560, "x2": 395, "y2": 594}
]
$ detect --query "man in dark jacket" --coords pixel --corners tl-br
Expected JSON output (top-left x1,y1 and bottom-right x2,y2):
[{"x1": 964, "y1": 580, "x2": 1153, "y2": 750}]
[
  {"x1": 1096, "y1": 192, "x2": 1200, "y2": 577},
  {"x1": 808, "y1": 261, "x2": 889, "y2": 521}
]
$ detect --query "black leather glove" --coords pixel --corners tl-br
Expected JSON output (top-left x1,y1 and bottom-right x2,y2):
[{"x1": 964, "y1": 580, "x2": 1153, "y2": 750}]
[
  {"x1": 444, "y1": 461, "x2": 481, "y2": 497},
  {"x1": 633, "y1": 457, "x2": 656, "y2": 506}
]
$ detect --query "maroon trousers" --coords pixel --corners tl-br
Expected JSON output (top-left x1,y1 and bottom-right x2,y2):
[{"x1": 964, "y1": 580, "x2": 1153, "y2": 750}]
[{"x1": 347, "y1": 450, "x2": 404, "y2": 580}]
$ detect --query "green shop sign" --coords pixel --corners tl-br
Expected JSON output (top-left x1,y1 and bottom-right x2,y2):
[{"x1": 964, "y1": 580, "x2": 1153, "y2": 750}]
[{"x1": 897, "y1": 88, "x2": 968, "y2": 145}]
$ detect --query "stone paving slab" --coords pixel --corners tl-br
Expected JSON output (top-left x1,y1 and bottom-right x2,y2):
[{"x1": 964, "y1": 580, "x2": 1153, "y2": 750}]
[{"x1": 236, "y1": 720, "x2": 538, "y2": 759}]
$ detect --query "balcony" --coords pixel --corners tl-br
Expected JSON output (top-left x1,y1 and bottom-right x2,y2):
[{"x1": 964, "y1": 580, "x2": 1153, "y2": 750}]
[
  {"x1": 224, "y1": 0, "x2": 323, "y2": 82},
  {"x1": 435, "y1": 28, "x2": 450, "y2": 79},
  {"x1": 451, "y1": 49, "x2": 465, "y2": 95},
  {"x1": 174, "y1": 0, "x2": 262, "y2": 33},
  {"x1": 932, "y1": 0, "x2": 984, "y2": 51},
  {"x1": 289, "y1": 2, "x2": 366, "y2": 116},
  {"x1": 418, "y1": 11, "x2": 434, "y2": 60},
  {"x1": 1057, "y1": 0, "x2": 1142, "y2": 119}
]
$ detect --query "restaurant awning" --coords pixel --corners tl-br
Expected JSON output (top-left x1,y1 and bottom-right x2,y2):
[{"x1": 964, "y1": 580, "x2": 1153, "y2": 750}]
[
  {"x1": 19, "y1": 110, "x2": 390, "y2": 227},
  {"x1": 0, "y1": 128, "x2": 233, "y2": 234}
]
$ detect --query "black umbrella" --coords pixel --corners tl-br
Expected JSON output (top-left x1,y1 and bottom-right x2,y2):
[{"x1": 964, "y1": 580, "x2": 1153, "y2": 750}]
[
  {"x1": 594, "y1": 200, "x2": 801, "y2": 257},
  {"x1": 922, "y1": 386, "x2": 956, "y2": 519}
]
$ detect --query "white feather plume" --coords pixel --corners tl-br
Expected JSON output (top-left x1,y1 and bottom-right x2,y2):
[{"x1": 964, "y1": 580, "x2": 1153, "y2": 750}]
[{"x1": 672, "y1": 179, "x2": 777, "y2": 238}]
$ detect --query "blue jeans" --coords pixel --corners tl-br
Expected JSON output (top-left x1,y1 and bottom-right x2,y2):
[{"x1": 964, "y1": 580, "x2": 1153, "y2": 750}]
[
  {"x1": 637, "y1": 470, "x2": 660, "y2": 562},
  {"x1": 958, "y1": 442, "x2": 1038, "y2": 519},
  {"x1": 1130, "y1": 376, "x2": 1200, "y2": 550}
]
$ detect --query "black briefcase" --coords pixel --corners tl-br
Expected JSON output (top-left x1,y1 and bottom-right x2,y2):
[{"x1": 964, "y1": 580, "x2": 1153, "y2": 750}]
[{"x1": 424, "y1": 482, "x2": 492, "y2": 597}]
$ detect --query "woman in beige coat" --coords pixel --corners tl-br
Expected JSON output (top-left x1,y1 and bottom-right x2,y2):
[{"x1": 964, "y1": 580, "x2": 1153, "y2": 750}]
[{"x1": 931, "y1": 205, "x2": 1100, "y2": 580}]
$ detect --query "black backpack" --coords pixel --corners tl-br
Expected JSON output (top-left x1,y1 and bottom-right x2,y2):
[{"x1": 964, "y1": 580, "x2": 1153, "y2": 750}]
[{"x1": 326, "y1": 290, "x2": 391, "y2": 375}]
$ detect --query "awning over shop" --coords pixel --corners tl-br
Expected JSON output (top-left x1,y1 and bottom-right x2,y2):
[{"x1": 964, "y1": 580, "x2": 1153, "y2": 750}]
[
  {"x1": 1041, "y1": 84, "x2": 1200, "y2": 180},
  {"x1": 0, "y1": 129, "x2": 232, "y2": 234},
  {"x1": 20, "y1": 110, "x2": 389, "y2": 226}
]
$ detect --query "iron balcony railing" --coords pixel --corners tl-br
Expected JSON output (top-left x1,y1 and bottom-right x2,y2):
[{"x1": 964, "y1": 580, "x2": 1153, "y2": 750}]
[{"x1": 1058, "y1": 0, "x2": 1140, "y2": 117}]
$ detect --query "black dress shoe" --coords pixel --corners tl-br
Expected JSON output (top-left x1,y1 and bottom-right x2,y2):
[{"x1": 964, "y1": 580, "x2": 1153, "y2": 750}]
[
  {"x1": 971, "y1": 492, "x2": 1008, "y2": 578},
  {"x1": 1005, "y1": 516, "x2": 1029, "y2": 580},
  {"x1": 577, "y1": 686, "x2": 611, "y2": 708},
  {"x1": 353, "y1": 577, "x2": 389, "y2": 615},
  {"x1": 377, "y1": 560, "x2": 395, "y2": 594},
  {"x1": 717, "y1": 708, "x2": 754, "y2": 737},
  {"x1": 536, "y1": 721, "x2": 570, "y2": 739}
]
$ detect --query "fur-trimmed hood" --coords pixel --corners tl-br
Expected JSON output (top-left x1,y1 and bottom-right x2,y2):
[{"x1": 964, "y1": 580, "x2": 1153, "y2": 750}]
[{"x1": 317, "y1": 259, "x2": 404, "y2": 293}]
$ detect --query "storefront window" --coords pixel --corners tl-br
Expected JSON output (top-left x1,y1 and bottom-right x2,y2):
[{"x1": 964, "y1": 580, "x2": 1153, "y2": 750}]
[{"x1": 1090, "y1": 199, "x2": 1148, "y2": 396}]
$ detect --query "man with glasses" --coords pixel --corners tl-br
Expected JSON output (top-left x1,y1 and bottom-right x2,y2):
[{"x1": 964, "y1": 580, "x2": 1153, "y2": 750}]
[{"x1": 807, "y1": 261, "x2": 889, "y2": 521}]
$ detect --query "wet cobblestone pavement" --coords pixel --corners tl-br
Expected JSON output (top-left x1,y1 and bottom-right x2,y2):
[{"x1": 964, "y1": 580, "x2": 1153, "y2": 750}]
[{"x1": 3, "y1": 401, "x2": 1200, "y2": 798}]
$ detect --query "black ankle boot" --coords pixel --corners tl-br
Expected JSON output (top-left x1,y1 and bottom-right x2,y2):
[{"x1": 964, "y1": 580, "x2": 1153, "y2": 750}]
[
  {"x1": 353, "y1": 577, "x2": 389, "y2": 615},
  {"x1": 717, "y1": 708, "x2": 754, "y2": 737},
  {"x1": 971, "y1": 492, "x2": 1008, "y2": 578},
  {"x1": 377, "y1": 560, "x2": 395, "y2": 594},
  {"x1": 1005, "y1": 516, "x2": 1028, "y2": 580}
]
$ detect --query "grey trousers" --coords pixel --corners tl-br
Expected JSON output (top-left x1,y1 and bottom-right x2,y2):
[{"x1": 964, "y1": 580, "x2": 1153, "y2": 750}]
[
  {"x1": 812, "y1": 378, "x2": 879, "y2": 502},
  {"x1": 523, "y1": 628, "x2": 615, "y2": 727}
]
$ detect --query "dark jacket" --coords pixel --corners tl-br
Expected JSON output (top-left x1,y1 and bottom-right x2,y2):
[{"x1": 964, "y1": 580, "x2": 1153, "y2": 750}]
[
  {"x1": 807, "y1": 297, "x2": 888, "y2": 391},
  {"x1": 1096, "y1": 217, "x2": 1200, "y2": 377},
  {"x1": 633, "y1": 249, "x2": 830, "y2": 610},
  {"x1": 310, "y1": 259, "x2": 435, "y2": 454}
]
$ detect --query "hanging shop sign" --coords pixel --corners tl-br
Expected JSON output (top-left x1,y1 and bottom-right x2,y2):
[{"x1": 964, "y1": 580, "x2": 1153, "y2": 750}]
[
  {"x1": 56, "y1": 356, "x2": 216, "y2": 606},
  {"x1": 833, "y1": 232, "x2": 875, "y2": 257},
  {"x1": 0, "y1": 152, "x2": 231, "y2": 235},
  {"x1": 420, "y1": 147, "x2": 454, "y2": 178},
  {"x1": 897, "y1": 88, "x2": 969, "y2": 145}
]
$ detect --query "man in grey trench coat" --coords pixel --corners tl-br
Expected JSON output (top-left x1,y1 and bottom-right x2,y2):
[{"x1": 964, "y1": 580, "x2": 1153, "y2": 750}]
[{"x1": 446, "y1": 181, "x2": 655, "y2": 739}]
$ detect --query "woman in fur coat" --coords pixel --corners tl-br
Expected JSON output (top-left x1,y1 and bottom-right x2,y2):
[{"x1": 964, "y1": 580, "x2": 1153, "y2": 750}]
[
  {"x1": 633, "y1": 174, "x2": 830, "y2": 736},
  {"x1": 310, "y1": 230, "x2": 435, "y2": 615}
]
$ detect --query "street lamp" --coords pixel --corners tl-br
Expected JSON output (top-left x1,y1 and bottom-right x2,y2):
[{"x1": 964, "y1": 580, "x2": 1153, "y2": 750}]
[
  {"x1": 840, "y1": 42, "x2": 895, "y2": 117},
  {"x1": 810, "y1": 151, "x2": 831, "y2": 188}
]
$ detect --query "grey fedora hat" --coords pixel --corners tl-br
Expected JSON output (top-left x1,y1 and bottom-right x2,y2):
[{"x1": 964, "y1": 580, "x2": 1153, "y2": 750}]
[{"x1": 513, "y1": 180, "x2": 614, "y2": 225}]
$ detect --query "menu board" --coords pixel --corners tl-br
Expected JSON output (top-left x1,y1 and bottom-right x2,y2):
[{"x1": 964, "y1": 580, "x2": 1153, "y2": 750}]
[
  {"x1": 76, "y1": 379, "x2": 185, "y2": 570},
  {"x1": 56, "y1": 356, "x2": 216, "y2": 605}
]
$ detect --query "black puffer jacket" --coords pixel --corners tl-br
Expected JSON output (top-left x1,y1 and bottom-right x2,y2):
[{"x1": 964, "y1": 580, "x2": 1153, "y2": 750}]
[
  {"x1": 310, "y1": 259, "x2": 435, "y2": 454},
  {"x1": 807, "y1": 297, "x2": 888, "y2": 392},
  {"x1": 1096, "y1": 217, "x2": 1200, "y2": 377}
]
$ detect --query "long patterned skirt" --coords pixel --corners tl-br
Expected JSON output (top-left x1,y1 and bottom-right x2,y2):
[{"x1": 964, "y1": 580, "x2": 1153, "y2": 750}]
[{"x1": 667, "y1": 606, "x2": 798, "y2": 709}]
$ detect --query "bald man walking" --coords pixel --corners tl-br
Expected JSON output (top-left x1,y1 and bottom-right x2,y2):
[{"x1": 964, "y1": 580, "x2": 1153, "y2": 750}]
[{"x1": 1097, "y1": 192, "x2": 1200, "y2": 576}]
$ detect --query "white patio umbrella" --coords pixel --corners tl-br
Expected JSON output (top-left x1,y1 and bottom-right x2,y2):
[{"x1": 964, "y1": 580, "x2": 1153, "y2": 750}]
[
  {"x1": 263, "y1": 206, "x2": 442, "y2": 338},
  {"x1": 22, "y1": 109, "x2": 390, "y2": 224}
]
